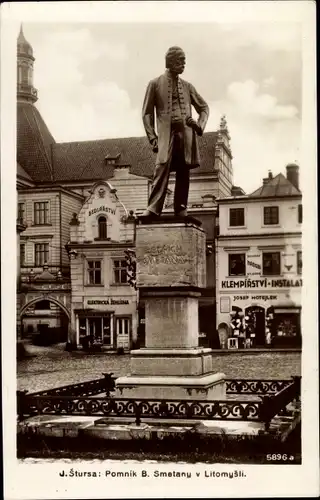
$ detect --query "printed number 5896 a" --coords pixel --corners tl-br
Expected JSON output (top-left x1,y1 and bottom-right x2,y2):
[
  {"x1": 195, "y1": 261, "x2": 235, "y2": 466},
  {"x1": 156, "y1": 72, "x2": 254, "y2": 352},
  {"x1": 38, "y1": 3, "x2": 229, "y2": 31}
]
[{"x1": 266, "y1": 454, "x2": 293, "y2": 461}]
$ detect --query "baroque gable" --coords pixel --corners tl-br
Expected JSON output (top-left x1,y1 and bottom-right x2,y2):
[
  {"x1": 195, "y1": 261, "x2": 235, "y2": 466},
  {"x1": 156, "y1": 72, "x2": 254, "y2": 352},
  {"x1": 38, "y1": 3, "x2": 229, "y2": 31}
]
[{"x1": 71, "y1": 181, "x2": 127, "y2": 244}]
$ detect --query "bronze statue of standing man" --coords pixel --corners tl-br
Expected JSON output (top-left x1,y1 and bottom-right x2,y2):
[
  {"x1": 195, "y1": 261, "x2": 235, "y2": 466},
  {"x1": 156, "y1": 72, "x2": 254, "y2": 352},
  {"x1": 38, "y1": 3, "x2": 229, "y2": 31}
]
[{"x1": 142, "y1": 46, "x2": 209, "y2": 218}]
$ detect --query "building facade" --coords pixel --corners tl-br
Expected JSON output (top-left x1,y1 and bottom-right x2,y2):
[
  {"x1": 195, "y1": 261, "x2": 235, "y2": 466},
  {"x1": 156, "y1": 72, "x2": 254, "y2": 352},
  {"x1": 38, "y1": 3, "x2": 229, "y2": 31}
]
[
  {"x1": 216, "y1": 166, "x2": 302, "y2": 349},
  {"x1": 67, "y1": 181, "x2": 138, "y2": 350}
]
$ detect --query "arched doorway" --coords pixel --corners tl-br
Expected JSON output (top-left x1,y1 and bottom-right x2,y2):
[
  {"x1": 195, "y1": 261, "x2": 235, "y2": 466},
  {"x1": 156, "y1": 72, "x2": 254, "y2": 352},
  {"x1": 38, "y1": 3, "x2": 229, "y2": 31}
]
[
  {"x1": 245, "y1": 305, "x2": 265, "y2": 347},
  {"x1": 20, "y1": 297, "x2": 70, "y2": 346}
]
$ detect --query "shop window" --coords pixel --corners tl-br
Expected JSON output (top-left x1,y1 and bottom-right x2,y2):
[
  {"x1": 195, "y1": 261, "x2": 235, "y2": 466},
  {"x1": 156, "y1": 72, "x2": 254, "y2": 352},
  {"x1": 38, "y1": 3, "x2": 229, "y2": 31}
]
[
  {"x1": 79, "y1": 316, "x2": 112, "y2": 346},
  {"x1": 263, "y1": 206, "x2": 279, "y2": 225},
  {"x1": 34, "y1": 201, "x2": 49, "y2": 225},
  {"x1": 87, "y1": 260, "x2": 102, "y2": 285},
  {"x1": 18, "y1": 202, "x2": 25, "y2": 224},
  {"x1": 98, "y1": 216, "x2": 107, "y2": 240},
  {"x1": 229, "y1": 253, "x2": 246, "y2": 276},
  {"x1": 79, "y1": 318, "x2": 87, "y2": 343},
  {"x1": 229, "y1": 208, "x2": 245, "y2": 227},
  {"x1": 113, "y1": 259, "x2": 127, "y2": 284},
  {"x1": 297, "y1": 251, "x2": 302, "y2": 275},
  {"x1": 102, "y1": 317, "x2": 112, "y2": 345},
  {"x1": 274, "y1": 314, "x2": 300, "y2": 339},
  {"x1": 20, "y1": 244, "x2": 25, "y2": 266},
  {"x1": 262, "y1": 252, "x2": 280, "y2": 276},
  {"x1": 298, "y1": 204, "x2": 303, "y2": 223},
  {"x1": 116, "y1": 317, "x2": 130, "y2": 335},
  {"x1": 35, "y1": 243, "x2": 49, "y2": 266}
]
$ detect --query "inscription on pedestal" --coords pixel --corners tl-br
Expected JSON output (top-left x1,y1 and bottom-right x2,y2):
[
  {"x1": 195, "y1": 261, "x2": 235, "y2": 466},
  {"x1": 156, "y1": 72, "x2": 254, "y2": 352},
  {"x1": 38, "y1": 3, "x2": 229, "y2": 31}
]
[{"x1": 136, "y1": 223, "x2": 206, "y2": 288}]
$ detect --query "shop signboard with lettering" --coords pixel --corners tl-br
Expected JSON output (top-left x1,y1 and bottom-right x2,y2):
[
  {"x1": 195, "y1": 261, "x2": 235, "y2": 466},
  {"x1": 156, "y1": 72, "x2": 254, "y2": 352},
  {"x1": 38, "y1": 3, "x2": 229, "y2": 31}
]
[
  {"x1": 246, "y1": 255, "x2": 261, "y2": 276},
  {"x1": 86, "y1": 298, "x2": 130, "y2": 306},
  {"x1": 221, "y1": 278, "x2": 302, "y2": 289}
]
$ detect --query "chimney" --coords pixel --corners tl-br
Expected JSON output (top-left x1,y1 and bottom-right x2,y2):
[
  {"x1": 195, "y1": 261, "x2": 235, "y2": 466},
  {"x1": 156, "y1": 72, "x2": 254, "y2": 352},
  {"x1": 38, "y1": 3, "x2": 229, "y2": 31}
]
[
  {"x1": 263, "y1": 178, "x2": 269, "y2": 185},
  {"x1": 286, "y1": 163, "x2": 299, "y2": 190},
  {"x1": 113, "y1": 164, "x2": 131, "y2": 178},
  {"x1": 268, "y1": 170, "x2": 273, "y2": 180}
]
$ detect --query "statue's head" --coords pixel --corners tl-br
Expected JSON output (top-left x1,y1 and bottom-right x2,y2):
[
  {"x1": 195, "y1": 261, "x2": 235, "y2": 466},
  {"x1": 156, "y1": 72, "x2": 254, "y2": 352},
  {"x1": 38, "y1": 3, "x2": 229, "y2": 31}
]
[{"x1": 165, "y1": 46, "x2": 186, "y2": 75}]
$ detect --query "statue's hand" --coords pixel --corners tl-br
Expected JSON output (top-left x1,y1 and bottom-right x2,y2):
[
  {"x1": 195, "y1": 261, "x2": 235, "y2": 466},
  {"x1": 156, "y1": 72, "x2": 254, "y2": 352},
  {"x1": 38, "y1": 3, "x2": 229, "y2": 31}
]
[
  {"x1": 186, "y1": 117, "x2": 203, "y2": 136},
  {"x1": 150, "y1": 137, "x2": 158, "y2": 153}
]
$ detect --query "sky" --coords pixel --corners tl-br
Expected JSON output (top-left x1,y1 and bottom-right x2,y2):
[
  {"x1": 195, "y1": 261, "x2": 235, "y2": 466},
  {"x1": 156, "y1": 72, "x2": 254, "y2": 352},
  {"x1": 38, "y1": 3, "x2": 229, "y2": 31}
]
[{"x1": 21, "y1": 21, "x2": 302, "y2": 193}]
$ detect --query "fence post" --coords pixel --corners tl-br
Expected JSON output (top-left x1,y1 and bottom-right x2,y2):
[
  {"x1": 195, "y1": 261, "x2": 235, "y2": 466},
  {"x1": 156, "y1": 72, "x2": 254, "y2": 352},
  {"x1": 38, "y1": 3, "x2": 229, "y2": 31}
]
[
  {"x1": 17, "y1": 390, "x2": 28, "y2": 421},
  {"x1": 291, "y1": 375, "x2": 301, "y2": 400},
  {"x1": 260, "y1": 395, "x2": 272, "y2": 431},
  {"x1": 135, "y1": 404, "x2": 141, "y2": 426},
  {"x1": 103, "y1": 372, "x2": 115, "y2": 396}
]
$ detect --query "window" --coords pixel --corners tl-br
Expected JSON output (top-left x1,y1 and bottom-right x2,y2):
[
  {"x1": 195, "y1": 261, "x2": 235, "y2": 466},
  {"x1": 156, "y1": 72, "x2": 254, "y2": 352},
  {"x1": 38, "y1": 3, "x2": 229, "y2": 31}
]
[
  {"x1": 35, "y1": 243, "x2": 49, "y2": 266},
  {"x1": 229, "y1": 208, "x2": 245, "y2": 227},
  {"x1": 21, "y1": 65, "x2": 29, "y2": 84},
  {"x1": 264, "y1": 206, "x2": 279, "y2": 225},
  {"x1": 34, "y1": 300, "x2": 51, "y2": 310},
  {"x1": 297, "y1": 251, "x2": 302, "y2": 275},
  {"x1": 228, "y1": 254, "x2": 246, "y2": 276},
  {"x1": 34, "y1": 202, "x2": 49, "y2": 225},
  {"x1": 263, "y1": 252, "x2": 281, "y2": 276},
  {"x1": 114, "y1": 259, "x2": 127, "y2": 284},
  {"x1": 78, "y1": 316, "x2": 112, "y2": 346},
  {"x1": 20, "y1": 244, "x2": 25, "y2": 266},
  {"x1": 98, "y1": 216, "x2": 107, "y2": 239},
  {"x1": 116, "y1": 317, "x2": 130, "y2": 335},
  {"x1": 87, "y1": 260, "x2": 102, "y2": 285},
  {"x1": 298, "y1": 204, "x2": 303, "y2": 224},
  {"x1": 18, "y1": 203, "x2": 25, "y2": 224}
]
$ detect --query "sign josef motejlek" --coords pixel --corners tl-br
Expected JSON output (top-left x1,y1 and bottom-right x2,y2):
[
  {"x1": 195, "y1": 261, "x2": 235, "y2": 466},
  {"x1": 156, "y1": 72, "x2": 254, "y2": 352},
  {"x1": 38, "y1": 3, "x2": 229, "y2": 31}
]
[{"x1": 116, "y1": 217, "x2": 226, "y2": 401}]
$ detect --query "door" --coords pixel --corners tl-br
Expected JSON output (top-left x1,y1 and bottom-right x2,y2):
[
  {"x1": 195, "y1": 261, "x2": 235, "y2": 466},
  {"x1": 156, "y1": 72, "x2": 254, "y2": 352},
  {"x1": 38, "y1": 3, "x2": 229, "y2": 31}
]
[
  {"x1": 88, "y1": 317, "x2": 102, "y2": 342},
  {"x1": 115, "y1": 317, "x2": 130, "y2": 350},
  {"x1": 102, "y1": 316, "x2": 112, "y2": 346},
  {"x1": 245, "y1": 306, "x2": 265, "y2": 346}
]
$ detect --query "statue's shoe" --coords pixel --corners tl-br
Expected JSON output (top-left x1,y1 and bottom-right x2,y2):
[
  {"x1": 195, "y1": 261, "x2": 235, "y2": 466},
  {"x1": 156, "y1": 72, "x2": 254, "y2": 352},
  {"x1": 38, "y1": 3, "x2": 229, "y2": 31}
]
[
  {"x1": 175, "y1": 209, "x2": 188, "y2": 217},
  {"x1": 141, "y1": 210, "x2": 159, "y2": 219}
]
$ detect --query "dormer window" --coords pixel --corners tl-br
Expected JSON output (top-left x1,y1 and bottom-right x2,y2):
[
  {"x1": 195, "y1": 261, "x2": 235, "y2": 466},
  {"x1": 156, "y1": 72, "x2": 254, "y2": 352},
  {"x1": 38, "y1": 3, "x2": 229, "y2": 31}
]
[
  {"x1": 105, "y1": 153, "x2": 121, "y2": 165},
  {"x1": 98, "y1": 216, "x2": 107, "y2": 240}
]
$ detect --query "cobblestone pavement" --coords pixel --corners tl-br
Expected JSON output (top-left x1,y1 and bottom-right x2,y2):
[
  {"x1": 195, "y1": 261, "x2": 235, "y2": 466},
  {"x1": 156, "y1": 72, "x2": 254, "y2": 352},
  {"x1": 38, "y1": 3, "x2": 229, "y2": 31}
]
[{"x1": 17, "y1": 343, "x2": 301, "y2": 393}]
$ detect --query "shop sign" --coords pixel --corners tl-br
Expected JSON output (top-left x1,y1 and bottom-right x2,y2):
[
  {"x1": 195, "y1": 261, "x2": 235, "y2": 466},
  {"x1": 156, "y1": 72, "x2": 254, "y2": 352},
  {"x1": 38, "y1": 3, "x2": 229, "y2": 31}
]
[
  {"x1": 221, "y1": 278, "x2": 302, "y2": 289},
  {"x1": 87, "y1": 298, "x2": 129, "y2": 306},
  {"x1": 88, "y1": 205, "x2": 116, "y2": 216},
  {"x1": 233, "y1": 295, "x2": 278, "y2": 302},
  {"x1": 247, "y1": 259, "x2": 261, "y2": 270}
]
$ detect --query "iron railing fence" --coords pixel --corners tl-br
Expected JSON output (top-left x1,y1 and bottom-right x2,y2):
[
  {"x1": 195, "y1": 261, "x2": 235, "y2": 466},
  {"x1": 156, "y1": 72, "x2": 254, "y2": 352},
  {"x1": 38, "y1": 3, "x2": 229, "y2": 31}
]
[
  {"x1": 225, "y1": 378, "x2": 293, "y2": 395},
  {"x1": 20, "y1": 373, "x2": 116, "y2": 398},
  {"x1": 18, "y1": 395, "x2": 261, "y2": 424},
  {"x1": 17, "y1": 376, "x2": 301, "y2": 430},
  {"x1": 259, "y1": 376, "x2": 301, "y2": 430},
  {"x1": 18, "y1": 375, "x2": 294, "y2": 399}
]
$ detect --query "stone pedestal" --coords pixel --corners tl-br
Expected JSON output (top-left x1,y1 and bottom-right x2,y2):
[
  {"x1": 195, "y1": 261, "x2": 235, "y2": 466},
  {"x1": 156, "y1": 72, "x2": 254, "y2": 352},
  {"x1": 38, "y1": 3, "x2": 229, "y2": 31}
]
[{"x1": 116, "y1": 216, "x2": 225, "y2": 400}]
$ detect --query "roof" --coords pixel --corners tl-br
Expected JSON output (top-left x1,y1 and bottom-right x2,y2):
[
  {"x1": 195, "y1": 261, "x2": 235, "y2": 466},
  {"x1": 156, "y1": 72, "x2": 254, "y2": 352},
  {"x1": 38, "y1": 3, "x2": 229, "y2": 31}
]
[
  {"x1": 17, "y1": 25, "x2": 33, "y2": 57},
  {"x1": 249, "y1": 173, "x2": 301, "y2": 198},
  {"x1": 34, "y1": 266, "x2": 56, "y2": 282},
  {"x1": 17, "y1": 101, "x2": 55, "y2": 182},
  {"x1": 52, "y1": 131, "x2": 218, "y2": 182},
  {"x1": 17, "y1": 162, "x2": 33, "y2": 180}
]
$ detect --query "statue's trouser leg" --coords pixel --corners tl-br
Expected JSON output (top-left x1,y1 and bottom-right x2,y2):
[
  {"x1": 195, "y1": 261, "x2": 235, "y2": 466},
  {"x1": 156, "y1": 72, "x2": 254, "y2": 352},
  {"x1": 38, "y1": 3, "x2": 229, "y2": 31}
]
[
  {"x1": 146, "y1": 161, "x2": 171, "y2": 215},
  {"x1": 147, "y1": 128, "x2": 175, "y2": 215},
  {"x1": 173, "y1": 134, "x2": 189, "y2": 214}
]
